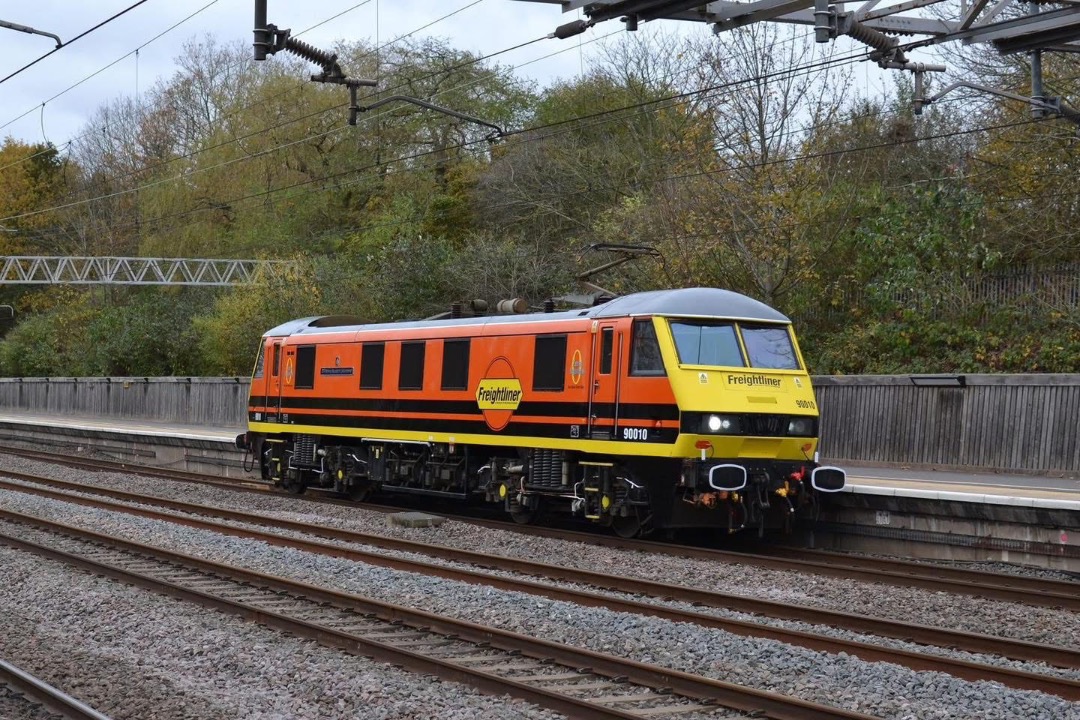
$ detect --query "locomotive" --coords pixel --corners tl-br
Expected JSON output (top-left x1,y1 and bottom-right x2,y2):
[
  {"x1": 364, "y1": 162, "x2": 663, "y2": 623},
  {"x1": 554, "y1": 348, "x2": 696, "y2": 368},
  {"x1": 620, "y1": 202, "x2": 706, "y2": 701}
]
[{"x1": 238, "y1": 288, "x2": 845, "y2": 537}]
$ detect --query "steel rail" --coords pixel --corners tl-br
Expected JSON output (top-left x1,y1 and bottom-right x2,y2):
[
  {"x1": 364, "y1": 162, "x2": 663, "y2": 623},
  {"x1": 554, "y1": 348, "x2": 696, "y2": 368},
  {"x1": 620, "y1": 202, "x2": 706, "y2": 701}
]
[
  {"x1": 0, "y1": 447, "x2": 270, "y2": 490},
  {"x1": 2, "y1": 448, "x2": 1077, "y2": 607},
  {"x1": 749, "y1": 545, "x2": 1080, "y2": 591},
  {"x1": 0, "y1": 509, "x2": 880, "y2": 720},
  {"x1": 0, "y1": 658, "x2": 113, "y2": 720},
  {"x1": 1, "y1": 475, "x2": 1078, "y2": 700},
  {"x1": 441, "y1": 517, "x2": 1080, "y2": 610}
]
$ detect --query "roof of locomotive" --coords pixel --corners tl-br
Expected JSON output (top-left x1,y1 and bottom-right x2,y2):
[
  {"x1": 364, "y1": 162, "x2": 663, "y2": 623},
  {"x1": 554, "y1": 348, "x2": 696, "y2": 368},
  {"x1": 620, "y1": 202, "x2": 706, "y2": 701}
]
[{"x1": 262, "y1": 287, "x2": 789, "y2": 338}]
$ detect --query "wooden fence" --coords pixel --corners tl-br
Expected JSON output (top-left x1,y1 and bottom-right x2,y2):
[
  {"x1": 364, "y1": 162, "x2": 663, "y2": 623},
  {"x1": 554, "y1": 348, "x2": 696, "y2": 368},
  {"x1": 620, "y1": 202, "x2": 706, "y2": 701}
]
[
  {"x1": 0, "y1": 377, "x2": 249, "y2": 428},
  {"x1": 814, "y1": 374, "x2": 1080, "y2": 473},
  {"x1": 1, "y1": 374, "x2": 1078, "y2": 474}
]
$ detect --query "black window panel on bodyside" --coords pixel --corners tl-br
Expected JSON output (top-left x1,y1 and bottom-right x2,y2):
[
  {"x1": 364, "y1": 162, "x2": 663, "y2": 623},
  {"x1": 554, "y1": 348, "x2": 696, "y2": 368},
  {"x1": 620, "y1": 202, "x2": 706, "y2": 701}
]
[
  {"x1": 441, "y1": 339, "x2": 471, "y2": 390},
  {"x1": 399, "y1": 341, "x2": 426, "y2": 390},
  {"x1": 533, "y1": 335, "x2": 567, "y2": 391},
  {"x1": 295, "y1": 345, "x2": 316, "y2": 389},
  {"x1": 360, "y1": 343, "x2": 385, "y2": 390}
]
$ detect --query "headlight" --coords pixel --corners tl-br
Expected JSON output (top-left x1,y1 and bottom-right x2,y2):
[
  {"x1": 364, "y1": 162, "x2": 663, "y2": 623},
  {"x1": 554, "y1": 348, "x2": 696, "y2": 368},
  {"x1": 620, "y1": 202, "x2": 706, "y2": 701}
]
[
  {"x1": 787, "y1": 417, "x2": 815, "y2": 436},
  {"x1": 704, "y1": 414, "x2": 740, "y2": 434}
]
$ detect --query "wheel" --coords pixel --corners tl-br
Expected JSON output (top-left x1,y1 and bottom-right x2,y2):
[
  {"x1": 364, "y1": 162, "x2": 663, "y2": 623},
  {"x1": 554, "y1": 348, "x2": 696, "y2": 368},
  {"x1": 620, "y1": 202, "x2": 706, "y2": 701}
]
[
  {"x1": 283, "y1": 472, "x2": 307, "y2": 495},
  {"x1": 610, "y1": 512, "x2": 642, "y2": 539},
  {"x1": 610, "y1": 508, "x2": 653, "y2": 539},
  {"x1": 347, "y1": 482, "x2": 372, "y2": 502},
  {"x1": 509, "y1": 495, "x2": 541, "y2": 524}
]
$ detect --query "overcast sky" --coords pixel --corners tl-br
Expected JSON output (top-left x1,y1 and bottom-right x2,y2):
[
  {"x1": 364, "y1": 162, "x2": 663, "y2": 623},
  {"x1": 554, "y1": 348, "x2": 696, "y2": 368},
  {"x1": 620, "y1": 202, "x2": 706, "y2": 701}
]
[{"x1": 0, "y1": 1, "x2": 709, "y2": 149}]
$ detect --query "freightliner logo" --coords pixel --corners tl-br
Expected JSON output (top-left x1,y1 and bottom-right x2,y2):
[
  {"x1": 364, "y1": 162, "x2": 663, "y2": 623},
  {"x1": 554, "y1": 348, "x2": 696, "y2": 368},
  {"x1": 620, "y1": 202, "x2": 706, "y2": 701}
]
[
  {"x1": 726, "y1": 374, "x2": 782, "y2": 388},
  {"x1": 476, "y1": 379, "x2": 523, "y2": 409}
]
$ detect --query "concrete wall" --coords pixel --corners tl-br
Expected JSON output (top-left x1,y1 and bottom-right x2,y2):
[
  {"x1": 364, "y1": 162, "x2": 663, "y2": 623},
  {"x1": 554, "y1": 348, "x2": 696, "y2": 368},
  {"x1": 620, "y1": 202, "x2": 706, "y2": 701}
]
[{"x1": 3, "y1": 374, "x2": 1079, "y2": 474}]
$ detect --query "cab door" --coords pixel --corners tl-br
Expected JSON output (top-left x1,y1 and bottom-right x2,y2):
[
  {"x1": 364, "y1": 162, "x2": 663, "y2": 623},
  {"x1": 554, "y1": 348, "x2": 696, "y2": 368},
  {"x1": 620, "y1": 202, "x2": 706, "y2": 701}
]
[
  {"x1": 587, "y1": 321, "x2": 622, "y2": 439},
  {"x1": 265, "y1": 340, "x2": 283, "y2": 421}
]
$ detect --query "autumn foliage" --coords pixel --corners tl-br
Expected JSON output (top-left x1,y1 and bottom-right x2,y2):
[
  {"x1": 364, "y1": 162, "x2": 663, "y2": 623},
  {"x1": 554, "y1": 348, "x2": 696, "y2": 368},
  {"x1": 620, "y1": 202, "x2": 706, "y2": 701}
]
[{"x1": 0, "y1": 32, "x2": 1077, "y2": 376}]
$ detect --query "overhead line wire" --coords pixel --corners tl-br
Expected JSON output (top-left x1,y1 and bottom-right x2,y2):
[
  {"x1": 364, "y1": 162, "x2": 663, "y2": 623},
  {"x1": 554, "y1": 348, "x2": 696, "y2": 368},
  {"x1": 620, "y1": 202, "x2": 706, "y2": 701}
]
[
  {"x1": 3, "y1": 11, "x2": 806, "y2": 187},
  {"x1": 26, "y1": 93, "x2": 1041, "y2": 246},
  {"x1": 56, "y1": 108, "x2": 1049, "y2": 253},
  {"x1": 295, "y1": 0, "x2": 374, "y2": 36},
  {"x1": 6, "y1": 45, "x2": 975, "y2": 237},
  {"x1": 0, "y1": 1, "x2": 216, "y2": 134},
  {"x1": 8, "y1": 28, "x2": 1043, "y2": 237},
  {"x1": 0, "y1": 20, "x2": 819, "y2": 210},
  {"x1": 3, "y1": 1, "x2": 544, "y2": 201},
  {"x1": 0, "y1": 1, "x2": 532, "y2": 242},
  {"x1": 0, "y1": 0, "x2": 487, "y2": 177},
  {"x1": 0, "y1": 1, "x2": 151, "y2": 88},
  {"x1": 0, "y1": 24, "x2": 617, "y2": 223}
]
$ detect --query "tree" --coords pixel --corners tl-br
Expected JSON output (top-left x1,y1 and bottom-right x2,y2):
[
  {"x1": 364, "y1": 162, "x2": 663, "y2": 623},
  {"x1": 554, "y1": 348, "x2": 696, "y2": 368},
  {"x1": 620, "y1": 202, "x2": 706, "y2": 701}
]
[
  {"x1": 476, "y1": 32, "x2": 707, "y2": 266},
  {"x1": 0, "y1": 139, "x2": 66, "y2": 248},
  {"x1": 648, "y1": 25, "x2": 856, "y2": 306}
]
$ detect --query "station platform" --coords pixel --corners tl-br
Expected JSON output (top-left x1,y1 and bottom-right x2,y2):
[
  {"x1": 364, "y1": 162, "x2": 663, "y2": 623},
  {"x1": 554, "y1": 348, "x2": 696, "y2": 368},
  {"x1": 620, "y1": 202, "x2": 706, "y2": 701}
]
[
  {"x1": 0, "y1": 412, "x2": 247, "y2": 476},
  {"x1": 1, "y1": 411, "x2": 1079, "y2": 506},
  {"x1": 0, "y1": 412, "x2": 239, "y2": 445},
  {"x1": 838, "y1": 466, "x2": 1080, "y2": 511}
]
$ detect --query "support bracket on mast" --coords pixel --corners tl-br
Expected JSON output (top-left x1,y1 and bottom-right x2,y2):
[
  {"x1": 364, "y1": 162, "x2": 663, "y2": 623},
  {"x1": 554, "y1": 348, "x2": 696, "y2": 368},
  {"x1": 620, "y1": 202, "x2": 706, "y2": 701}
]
[{"x1": 253, "y1": 0, "x2": 504, "y2": 136}]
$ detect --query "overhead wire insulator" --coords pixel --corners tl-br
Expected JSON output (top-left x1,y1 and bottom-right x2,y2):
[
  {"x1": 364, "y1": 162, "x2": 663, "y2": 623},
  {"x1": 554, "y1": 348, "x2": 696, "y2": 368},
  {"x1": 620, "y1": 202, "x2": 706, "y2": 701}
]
[
  {"x1": 283, "y1": 36, "x2": 343, "y2": 79},
  {"x1": 836, "y1": 14, "x2": 907, "y2": 65},
  {"x1": 553, "y1": 20, "x2": 590, "y2": 39},
  {"x1": 252, "y1": 2, "x2": 504, "y2": 134}
]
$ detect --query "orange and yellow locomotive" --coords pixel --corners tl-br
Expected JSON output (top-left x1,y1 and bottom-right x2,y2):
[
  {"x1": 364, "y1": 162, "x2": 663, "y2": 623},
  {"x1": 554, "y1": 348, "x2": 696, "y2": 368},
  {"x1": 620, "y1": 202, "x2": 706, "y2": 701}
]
[{"x1": 240, "y1": 288, "x2": 845, "y2": 537}]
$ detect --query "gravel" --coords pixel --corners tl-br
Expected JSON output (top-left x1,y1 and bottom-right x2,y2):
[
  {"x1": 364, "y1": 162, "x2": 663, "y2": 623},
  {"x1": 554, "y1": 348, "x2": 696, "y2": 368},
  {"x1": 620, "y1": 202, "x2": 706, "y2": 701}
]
[
  {"x1": 0, "y1": 543, "x2": 566, "y2": 720},
  {"x1": 858, "y1": 553, "x2": 1080, "y2": 583},
  {"x1": 0, "y1": 684, "x2": 64, "y2": 720},
  {"x1": 0, "y1": 455, "x2": 1078, "y2": 720}
]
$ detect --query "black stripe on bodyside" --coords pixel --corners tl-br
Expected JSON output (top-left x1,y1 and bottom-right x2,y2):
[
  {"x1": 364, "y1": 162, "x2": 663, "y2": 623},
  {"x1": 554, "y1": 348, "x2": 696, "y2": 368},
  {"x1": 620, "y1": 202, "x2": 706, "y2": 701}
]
[
  {"x1": 248, "y1": 411, "x2": 676, "y2": 444},
  {"x1": 265, "y1": 396, "x2": 478, "y2": 415},
  {"x1": 521, "y1": 401, "x2": 679, "y2": 421},
  {"x1": 252, "y1": 397, "x2": 679, "y2": 421}
]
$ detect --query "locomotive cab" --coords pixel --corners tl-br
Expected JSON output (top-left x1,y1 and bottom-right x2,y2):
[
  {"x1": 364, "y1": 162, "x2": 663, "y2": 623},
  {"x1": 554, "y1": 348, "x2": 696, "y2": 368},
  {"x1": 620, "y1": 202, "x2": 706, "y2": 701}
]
[{"x1": 639, "y1": 311, "x2": 845, "y2": 532}]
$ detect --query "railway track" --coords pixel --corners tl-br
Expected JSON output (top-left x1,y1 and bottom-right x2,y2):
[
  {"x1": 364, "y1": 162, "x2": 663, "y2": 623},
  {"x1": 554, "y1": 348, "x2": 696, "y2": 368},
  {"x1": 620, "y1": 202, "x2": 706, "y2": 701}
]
[
  {"x1": 1, "y1": 472, "x2": 1078, "y2": 701},
  {"x1": 0, "y1": 657, "x2": 112, "y2": 720},
  {"x1": 2, "y1": 446, "x2": 1076, "y2": 610},
  {"x1": 0, "y1": 508, "x2": 880, "y2": 720}
]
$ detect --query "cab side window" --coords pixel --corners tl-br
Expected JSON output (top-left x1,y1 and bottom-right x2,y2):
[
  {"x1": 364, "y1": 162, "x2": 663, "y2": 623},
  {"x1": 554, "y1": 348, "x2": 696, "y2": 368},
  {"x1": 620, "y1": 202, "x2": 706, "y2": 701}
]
[
  {"x1": 253, "y1": 343, "x2": 266, "y2": 379},
  {"x1": 629, "y1": 319, "x2": 665, "y2": 376},
  {"x1": 599, "y1": 328, "x2": 614, "y2": 375}
]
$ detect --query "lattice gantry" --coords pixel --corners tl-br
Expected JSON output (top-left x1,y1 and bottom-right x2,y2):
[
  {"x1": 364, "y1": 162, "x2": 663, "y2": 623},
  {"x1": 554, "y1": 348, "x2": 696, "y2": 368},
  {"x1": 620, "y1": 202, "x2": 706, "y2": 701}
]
[{"x1": 0, "y1": 257, "x2": 296, "y2": 286}]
